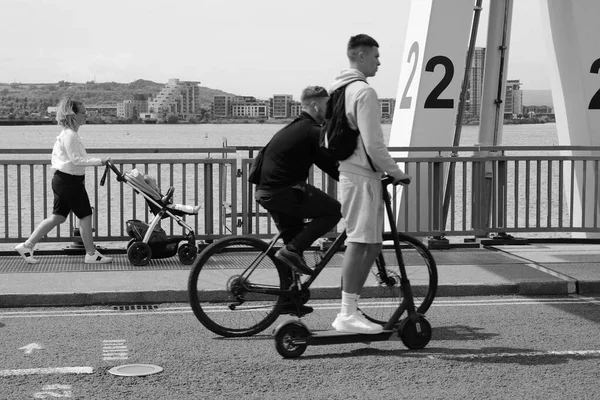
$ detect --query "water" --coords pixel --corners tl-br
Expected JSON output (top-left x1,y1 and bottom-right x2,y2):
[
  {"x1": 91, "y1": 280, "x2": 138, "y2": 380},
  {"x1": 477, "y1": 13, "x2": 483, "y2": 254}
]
[{"x1": 0, "y1": 122, "x2": 559, "y2": 150}]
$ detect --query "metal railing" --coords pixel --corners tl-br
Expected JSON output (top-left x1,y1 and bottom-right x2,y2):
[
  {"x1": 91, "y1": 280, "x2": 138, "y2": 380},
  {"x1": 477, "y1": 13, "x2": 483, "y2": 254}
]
[{"x1": 2, "y1": 145, "x2": 600, "y2": 244}]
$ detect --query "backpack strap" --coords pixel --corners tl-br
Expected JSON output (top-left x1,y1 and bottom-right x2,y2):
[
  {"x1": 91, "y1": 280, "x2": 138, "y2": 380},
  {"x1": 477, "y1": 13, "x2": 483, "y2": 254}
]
[{"x1": 339, "y1": 79, "x2": 377, "y2": 172}]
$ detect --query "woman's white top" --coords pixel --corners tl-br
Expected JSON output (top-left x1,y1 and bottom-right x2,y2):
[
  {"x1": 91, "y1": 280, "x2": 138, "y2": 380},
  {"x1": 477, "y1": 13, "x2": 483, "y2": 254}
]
[{"x1": 51, "y1": 128, "x2": 102, "y2": 176}]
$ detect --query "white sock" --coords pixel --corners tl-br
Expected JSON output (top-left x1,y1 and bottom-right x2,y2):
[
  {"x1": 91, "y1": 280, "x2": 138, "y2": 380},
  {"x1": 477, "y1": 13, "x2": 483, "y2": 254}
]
[{"x1": 341, "y1": 291, "x2": 359, "y2": 315}]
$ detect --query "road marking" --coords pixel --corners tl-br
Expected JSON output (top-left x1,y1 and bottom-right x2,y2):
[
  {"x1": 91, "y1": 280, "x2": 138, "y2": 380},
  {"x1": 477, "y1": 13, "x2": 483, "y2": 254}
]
[
  {"x1": 0, "y1": 367, "x2": 93, "y2": 377},
  {"x1": 34, "y1": 384, "x2": 72, "y2": 399},
  {"x1": 19, "y1": 342, "x2": 43, "y2": 354},
  {"x1": 575, "y1": 295, "x2": 600, "y2": 306},
  {"x1": 428, "y1": 349, "x2": 600, "y2": 360},
  {"x1": 103, "y1": 339, "x2": 128, "y2": 361},
  {"x1": 0, "y1": 297, "x2": 597, "y2": 318}
]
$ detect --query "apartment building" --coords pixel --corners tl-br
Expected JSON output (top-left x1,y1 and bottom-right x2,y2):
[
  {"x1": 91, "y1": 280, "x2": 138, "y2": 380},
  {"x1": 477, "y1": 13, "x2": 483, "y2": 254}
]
[
  {"x1": 231, "y1": 99, "x2": 269, "y2": 118},
  {"x1": 147, "y1": 78, "x2": 201, "y2": 119},
  {"x1": 117, "y1": 100, "x2": 134, "y2": 119},
  {"x1": 290, "y1": 101, "x2": 302, "y2": 118},
  {"x1": 213, "y1": 95, "x2": 233, "y2": 117},
  {"x1": 272, "y1": 94, "x2": 293, "y2": 118},
  {"x1": 132, "y1": 94, "x2": 149, "y2": 113},
  {"x1": 86, "y1": 104, "x2": 117, "y2": 116},
  {"x1": 379, "y1": 98, "x2": 396, "y2": 119},
  {"x1": 465, "y1": 47, "x2": 485, "y2": 120},
  {"x1": 504, "y1": 79, "x2": 523, "y2": 117}
]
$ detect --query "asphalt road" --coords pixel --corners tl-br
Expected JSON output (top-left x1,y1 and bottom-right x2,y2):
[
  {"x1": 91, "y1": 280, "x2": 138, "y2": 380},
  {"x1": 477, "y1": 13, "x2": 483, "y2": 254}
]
[{"x1": 1, "y1": 295, "x2": 599, "y2": 400}]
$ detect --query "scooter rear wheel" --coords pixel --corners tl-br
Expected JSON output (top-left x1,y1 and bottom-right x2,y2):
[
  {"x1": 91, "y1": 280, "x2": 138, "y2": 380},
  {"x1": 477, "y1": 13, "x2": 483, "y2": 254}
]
[{"x1": 275, "y1": 322, "x2": 308, "y2": 359}]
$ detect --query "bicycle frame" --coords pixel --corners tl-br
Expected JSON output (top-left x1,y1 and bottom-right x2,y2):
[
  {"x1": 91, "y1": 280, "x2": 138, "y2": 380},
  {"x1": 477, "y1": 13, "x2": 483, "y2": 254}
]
[{"x1": 238, "y1": 177, "x2": 412, "y2": 318}]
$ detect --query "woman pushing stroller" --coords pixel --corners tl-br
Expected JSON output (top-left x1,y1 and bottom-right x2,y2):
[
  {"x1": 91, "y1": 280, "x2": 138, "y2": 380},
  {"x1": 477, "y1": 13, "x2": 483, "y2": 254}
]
[{"x1": 15, "y1": 97, "x2": 113, "y2": 265}]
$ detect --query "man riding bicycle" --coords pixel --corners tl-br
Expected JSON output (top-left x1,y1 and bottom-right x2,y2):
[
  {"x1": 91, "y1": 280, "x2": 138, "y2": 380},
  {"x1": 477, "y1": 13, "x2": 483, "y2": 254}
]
[{"x1": 254, "y1": 86, "x2": 342, "y2": 314}]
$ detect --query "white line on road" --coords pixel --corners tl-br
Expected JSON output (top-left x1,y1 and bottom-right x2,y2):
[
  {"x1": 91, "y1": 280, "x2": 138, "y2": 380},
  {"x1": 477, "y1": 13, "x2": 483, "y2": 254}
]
[
  {"x1": 0, "y1": 297, "x2": 597, "y2": 318},
  {"x1": 0, "y1": 367, "x2": 93, "y2": 376}
]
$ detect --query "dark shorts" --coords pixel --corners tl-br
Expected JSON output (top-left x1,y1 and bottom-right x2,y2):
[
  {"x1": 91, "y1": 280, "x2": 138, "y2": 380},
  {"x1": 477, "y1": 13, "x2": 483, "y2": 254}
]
[{"x1": 52, "y1": 170, "x2": 93, "y2": 219}]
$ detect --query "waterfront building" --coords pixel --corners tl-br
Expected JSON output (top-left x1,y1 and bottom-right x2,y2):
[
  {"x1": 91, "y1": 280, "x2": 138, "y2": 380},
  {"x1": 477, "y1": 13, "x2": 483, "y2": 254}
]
[
  {"x1": 117, "y1": 100, "x2": 134, "y2": 119},
  {"x1": 213, "y1": 95, "x2": 233, "y2": 118},
  {"x1": 379, "y1": 98, "x2": 396, "y2": 119},
  {"x1": 86, "y1": 104, "x2": 117, "y2": 116},
  {"x1": 505, "y1": 79, "x2": 523, "y2": 117},
  {"x1": 132, "y1": 94, "x2": 149, "y2": 114},
  {"x1": 147, "y1": 78, "x2": 201, "y2": 119},
  {"x1": 290, "y1": 101, "x2": 302, "y2": 118},
  {"x1": 231, "y1": 99, "x2": 269, "y2": 118},
  {"x1": 272, "y1": 94, "x2": 293, "y2": 118},
  {"x1": 465, "y1": 47, "x2": 486, "y2": 121},
  {"x1": 523, "y1": 105, "x2": 554, "y2": 118}
]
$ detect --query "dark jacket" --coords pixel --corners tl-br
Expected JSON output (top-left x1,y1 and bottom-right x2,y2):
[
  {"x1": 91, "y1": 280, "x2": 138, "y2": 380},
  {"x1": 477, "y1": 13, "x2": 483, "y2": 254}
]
[{"x1": 258, "y1": 112, "x2": 339, "y2": 190}]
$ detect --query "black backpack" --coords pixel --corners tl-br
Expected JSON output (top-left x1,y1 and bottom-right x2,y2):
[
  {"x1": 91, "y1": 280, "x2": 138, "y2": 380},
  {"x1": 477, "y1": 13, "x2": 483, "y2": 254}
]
[{"x1": 319, "y1": 80, "x2": 376, "y2": 170}]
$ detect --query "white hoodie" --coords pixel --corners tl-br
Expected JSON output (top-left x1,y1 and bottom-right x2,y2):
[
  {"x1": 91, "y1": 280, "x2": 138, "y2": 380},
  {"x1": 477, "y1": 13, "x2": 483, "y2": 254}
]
[{"x1": 329, "y1": 69, "x2": 404, "y2": 180}]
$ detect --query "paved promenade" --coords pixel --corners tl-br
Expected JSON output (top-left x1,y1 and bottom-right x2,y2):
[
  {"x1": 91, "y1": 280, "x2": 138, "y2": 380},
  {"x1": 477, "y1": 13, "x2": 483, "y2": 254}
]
[{"x1": 1, "y1": 242, "x2": 599, "y2": 307}]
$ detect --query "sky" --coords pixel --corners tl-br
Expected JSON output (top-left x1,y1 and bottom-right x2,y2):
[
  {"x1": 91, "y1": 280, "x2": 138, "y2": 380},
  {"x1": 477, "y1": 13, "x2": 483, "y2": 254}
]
[{"x1": 2, "y1": 0, "x2": 551, "y2": 99}]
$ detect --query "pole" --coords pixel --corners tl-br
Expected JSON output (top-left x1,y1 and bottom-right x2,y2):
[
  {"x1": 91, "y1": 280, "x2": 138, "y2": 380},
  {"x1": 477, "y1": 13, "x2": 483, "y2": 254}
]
[{"x1": 441, "y1": 0, "x2": 484, "y2": 229}]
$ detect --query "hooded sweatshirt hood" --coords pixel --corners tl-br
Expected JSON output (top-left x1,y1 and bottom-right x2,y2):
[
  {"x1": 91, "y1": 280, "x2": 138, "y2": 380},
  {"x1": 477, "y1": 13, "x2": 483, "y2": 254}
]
[{"x1": 328, "y1": 69, "x2": 367, "y2": 93}]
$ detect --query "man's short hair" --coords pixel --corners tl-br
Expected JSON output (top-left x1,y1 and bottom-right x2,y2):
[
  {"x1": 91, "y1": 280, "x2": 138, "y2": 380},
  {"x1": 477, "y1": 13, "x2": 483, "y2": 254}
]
[
  {"x1": 301, "y1": 86, "x2": 328, "y2": 104},
  {"x1": 347, "y1": 34, "x2": 379, "y2": 51}
]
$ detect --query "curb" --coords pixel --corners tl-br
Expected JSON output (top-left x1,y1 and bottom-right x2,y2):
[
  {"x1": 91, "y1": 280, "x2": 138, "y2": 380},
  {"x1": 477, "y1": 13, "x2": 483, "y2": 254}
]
[{"x1": 0, "y1": 281, "x2": 586, "y2": 308}]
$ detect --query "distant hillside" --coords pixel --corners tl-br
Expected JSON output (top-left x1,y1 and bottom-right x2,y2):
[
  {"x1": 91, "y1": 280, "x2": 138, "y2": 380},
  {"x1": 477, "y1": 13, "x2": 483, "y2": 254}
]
[
  {"x1": 522, "y1": 89, "x2": 553, "y2": 107},
  {"x1": 0, "y1": 79, "x2": 237, "y2": 109}
]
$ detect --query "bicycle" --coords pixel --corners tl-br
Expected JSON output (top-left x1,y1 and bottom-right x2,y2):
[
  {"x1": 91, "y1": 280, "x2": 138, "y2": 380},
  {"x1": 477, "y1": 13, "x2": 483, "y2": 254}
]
[{"x1": 188, "y1": 176, "x2": 438, "y2": 339}]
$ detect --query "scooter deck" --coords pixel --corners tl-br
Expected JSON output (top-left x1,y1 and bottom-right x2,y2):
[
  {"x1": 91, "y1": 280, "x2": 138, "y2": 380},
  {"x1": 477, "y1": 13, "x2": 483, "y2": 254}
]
[{"x1": 306, "y1": 329, "x2": 395, "y2": 346}]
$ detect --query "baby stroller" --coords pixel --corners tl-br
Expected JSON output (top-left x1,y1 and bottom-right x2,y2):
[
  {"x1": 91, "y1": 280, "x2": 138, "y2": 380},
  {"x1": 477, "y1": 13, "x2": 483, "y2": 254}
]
[{"x1": 101, "y1": 160, "x2": 198, "y2": 266}]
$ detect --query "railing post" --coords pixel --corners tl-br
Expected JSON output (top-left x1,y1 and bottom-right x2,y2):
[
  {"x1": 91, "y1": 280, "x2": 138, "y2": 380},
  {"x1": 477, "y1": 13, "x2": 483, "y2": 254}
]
[
  {"x1": 496, "y1": 154, "x2": 508, "y2": 231},
  {"x1": 204, "y1": 163, "x2": 213, "y2": 236},
  {"x1": 471, "y1": 158, "x2": 488, "y2": 236},
  {"x1": 428, "y1": 157, "x2": 451, "y2": 249}
]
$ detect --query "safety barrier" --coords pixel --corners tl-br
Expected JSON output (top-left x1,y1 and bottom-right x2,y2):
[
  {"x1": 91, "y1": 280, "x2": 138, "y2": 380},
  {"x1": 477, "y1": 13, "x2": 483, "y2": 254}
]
[{"x1": 2, "y1": 145, "x2": 600, "y2": 244}]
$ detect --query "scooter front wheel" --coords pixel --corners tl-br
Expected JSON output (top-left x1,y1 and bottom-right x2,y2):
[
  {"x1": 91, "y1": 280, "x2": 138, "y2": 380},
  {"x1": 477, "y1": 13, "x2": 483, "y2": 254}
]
[
  {"x1": 274, "y1": 322, "x2": 309, "y2": 359},
  {"x1": 398, "y1": 314, "x2": 432, "y2": 350}
]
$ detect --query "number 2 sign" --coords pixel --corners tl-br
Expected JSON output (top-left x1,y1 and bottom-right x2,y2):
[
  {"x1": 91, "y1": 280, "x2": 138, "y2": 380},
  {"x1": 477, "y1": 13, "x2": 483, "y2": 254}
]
[
  {"x1": 540, "y1": 0, "x2": 600, "y2": 235},
  {"x1": 390, "y1": 0, "x2": 474, "y2": 151},
  {"x1": 389, "y1": 0, "x2": 474, "y2": 231}
]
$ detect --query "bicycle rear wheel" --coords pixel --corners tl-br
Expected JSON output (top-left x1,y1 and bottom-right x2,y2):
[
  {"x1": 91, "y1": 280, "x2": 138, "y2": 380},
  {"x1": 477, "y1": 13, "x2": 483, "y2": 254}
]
[
  {"x1": 188, "y1": 236, "x2": 287, "y2": 337},
  {"x1": 360, "y1": 232, "x2": 437, "y2": 324}
]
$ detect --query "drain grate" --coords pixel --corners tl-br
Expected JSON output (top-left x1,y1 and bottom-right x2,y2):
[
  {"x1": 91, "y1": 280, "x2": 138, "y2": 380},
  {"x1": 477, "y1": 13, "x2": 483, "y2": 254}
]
[{"x1": 112, "y1": 305, "x2": 158, "y2": 311}]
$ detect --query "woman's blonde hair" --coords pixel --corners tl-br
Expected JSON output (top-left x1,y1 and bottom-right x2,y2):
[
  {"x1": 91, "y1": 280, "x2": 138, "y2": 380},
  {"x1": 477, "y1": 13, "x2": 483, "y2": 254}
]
[{"x1": 56, "y1": 97, "x2": 84, "y2": 129}]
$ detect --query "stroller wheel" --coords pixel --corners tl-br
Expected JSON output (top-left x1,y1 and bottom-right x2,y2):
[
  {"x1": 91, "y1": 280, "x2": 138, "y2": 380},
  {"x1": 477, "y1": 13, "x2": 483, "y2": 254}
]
[
  {"x1": 178, "y1": 243, "x2": 197, "y2": 265},
  {"x1": 128, "y1": 242, "x2": 152, "y2": 266}
]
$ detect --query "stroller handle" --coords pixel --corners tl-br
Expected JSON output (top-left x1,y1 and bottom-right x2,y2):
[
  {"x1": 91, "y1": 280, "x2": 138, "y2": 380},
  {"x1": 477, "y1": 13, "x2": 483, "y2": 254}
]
[{"x1": 100, "y1": 159, "x2": 121, "y2": 186}]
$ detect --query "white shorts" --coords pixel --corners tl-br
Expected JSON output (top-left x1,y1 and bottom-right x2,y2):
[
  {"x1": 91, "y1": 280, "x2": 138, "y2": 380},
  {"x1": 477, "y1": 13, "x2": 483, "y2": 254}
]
[{"x1": 339, "y1": 172, "x2": 383, "y2": 243}]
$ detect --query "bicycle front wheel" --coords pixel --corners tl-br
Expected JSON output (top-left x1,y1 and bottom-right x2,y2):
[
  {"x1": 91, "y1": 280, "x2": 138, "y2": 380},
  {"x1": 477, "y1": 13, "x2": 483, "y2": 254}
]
[
  {"x1": 188, "y1": 236, "x2": 287, "y2": 337},
  {"x1": 360, "y1": 232, "x2": 438, "y2": 325}
]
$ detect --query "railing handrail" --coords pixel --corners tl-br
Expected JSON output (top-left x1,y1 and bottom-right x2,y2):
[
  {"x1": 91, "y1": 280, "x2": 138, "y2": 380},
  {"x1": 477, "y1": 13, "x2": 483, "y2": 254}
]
[{"x1": 4, "y1": 145, "x2": 600, "y2": 156}]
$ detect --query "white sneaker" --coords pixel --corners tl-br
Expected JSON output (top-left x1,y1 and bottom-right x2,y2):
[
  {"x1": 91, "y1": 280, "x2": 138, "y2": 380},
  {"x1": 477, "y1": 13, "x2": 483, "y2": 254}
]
[
  {"x1": 332, "y1": 312, "x2": 383, "y2": 334},
  {"x1": 15, "y1": 243, "x2": 39, "y2": 264},
  {"x1": 85, "y1": 251, "x2": 113, "y2": 264}
]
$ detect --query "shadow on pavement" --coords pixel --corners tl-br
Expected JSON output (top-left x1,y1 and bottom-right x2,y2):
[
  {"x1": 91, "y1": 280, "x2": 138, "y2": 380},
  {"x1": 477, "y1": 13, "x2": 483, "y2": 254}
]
[
  {"x1": 433, "y1": 325, "x2": 499, "y2": 341},
  {"x1": 299, "y1": 346, "x2": 598, "y2": 366}
]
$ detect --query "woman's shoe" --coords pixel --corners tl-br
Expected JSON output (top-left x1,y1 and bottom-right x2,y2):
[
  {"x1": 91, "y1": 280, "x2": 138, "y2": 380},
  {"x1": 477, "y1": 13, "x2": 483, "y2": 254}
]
[
  {"x1": 15, "y1": 243, "x2": 39, "y2": 264},
  {"x1": 84, "y1": 251, "x2": 113, "y2": 264}
]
